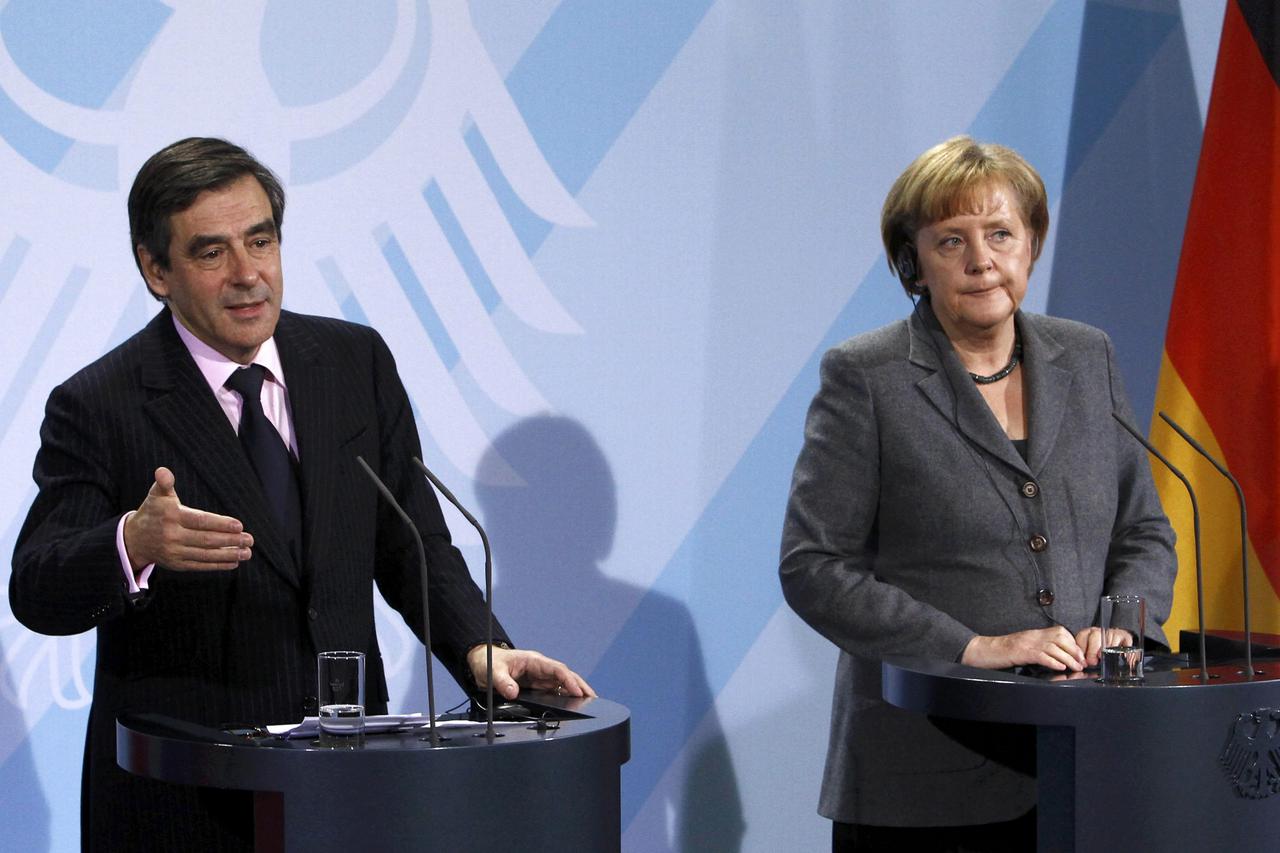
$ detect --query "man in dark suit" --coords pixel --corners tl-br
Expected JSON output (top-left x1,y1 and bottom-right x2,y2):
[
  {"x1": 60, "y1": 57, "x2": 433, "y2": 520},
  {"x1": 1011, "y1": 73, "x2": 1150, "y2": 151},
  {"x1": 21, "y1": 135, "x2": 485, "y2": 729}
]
[{"x1": 9, "y1": 137, "x2": 592, "y2": 852}]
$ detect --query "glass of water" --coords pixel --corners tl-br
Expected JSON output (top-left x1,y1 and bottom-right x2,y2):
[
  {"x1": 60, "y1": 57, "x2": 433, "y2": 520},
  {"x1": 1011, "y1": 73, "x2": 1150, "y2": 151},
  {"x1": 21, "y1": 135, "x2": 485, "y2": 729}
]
[
  {"x1": 1098, "y1": 594, "x2": 1145, "y2": 683},
  {"x1": 317, "y1": 651, "x2": 365, "y2": 737}
]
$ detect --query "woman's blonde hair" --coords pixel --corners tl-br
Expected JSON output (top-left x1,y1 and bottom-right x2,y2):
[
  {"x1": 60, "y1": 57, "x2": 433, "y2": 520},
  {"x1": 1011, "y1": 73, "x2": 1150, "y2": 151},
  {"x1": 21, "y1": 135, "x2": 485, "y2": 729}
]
[{"x1": 881, "y1": 136, "x2": 1049, "y2": 295}]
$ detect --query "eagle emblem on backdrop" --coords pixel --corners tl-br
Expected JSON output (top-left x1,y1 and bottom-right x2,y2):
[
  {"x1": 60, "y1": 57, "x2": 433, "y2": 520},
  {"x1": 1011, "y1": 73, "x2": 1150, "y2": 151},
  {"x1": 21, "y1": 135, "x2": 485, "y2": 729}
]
[
  {"x1": 0, "y1": 0, "x2": 591, "y2": 728},
  {"x1": 1220, "y1": 708, "x2": 1280, "y2": 799}
]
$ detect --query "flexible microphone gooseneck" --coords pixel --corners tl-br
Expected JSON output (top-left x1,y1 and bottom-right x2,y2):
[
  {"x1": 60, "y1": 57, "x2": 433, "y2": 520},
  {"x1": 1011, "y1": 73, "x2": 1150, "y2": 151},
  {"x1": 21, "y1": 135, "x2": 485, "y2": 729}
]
[
  {"x1": 1110, "y1": 413, "x2": 1209, "y2": 682},
  {"x1": 412, "y1": 457, "x2": 498, "y2": 744},
  {"x1": 1157, "y1": 411, "x2": 1255, "y2": 678},
  {"x1": 355, "y1": 456, "x2": 442, "y2": 747}
]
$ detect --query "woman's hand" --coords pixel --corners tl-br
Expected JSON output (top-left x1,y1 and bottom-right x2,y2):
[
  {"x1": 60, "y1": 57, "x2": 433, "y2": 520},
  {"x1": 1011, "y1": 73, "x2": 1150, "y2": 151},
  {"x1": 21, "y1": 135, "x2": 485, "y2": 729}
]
[
  {"x1": 961, "y1": 627, "x2": 1086, "y2": 672},
  {"x1": 1073, "y1": 626, "x2": 1135, "y2": 667}
]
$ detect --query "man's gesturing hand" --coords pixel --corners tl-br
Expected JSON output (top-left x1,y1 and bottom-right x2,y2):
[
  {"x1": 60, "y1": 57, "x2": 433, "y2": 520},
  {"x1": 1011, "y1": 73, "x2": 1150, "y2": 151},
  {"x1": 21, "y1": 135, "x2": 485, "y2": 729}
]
[{"x1": 123, "y1": 467, "x2": 252, "y2": 571}]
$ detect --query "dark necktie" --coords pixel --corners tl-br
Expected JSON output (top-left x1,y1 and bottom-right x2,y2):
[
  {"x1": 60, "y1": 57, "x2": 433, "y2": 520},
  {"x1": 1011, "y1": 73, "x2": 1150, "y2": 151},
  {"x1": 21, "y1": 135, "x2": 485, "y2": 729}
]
[{"x1": 225, "y1": 365, "x2": 302, "y2": 563}]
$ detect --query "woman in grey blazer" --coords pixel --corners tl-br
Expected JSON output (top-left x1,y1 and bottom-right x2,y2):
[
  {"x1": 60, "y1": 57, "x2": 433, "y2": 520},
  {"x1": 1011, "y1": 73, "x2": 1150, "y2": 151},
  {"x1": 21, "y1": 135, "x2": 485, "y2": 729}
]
[{"x1": 780, "y1": 137, "x2": 1176, "y2": 852}]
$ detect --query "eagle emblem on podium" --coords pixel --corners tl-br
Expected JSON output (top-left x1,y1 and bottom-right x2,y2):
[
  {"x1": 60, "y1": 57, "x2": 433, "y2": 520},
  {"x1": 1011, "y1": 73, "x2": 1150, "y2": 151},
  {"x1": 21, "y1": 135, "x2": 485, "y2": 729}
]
[{"x1": 1220, "y1": 709, "x2": 1280, "y2": 799}]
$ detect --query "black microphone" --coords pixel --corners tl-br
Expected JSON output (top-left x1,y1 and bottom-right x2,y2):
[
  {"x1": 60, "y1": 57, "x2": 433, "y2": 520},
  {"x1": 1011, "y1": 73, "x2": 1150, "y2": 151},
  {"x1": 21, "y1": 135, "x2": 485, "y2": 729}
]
[
  {"x1": 1110, "y1": 412, "x2": 1210, "y2": 682},
  {"x1": 1157, "y1": 411, "x2": 1255, "y2": 678},
  {"x1": 412, "y1": 456, "x2": 498, "y2": 743},
  {"x1": 355, "y1": 456, "x2": 442, "y2": 747}
]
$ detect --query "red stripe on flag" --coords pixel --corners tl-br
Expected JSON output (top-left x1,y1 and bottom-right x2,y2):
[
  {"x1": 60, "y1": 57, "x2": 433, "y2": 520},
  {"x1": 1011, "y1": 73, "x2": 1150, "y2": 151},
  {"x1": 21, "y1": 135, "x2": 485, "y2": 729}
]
[{"x1": 1165, "y1": 0, "x2": 1280, "y2": 587}]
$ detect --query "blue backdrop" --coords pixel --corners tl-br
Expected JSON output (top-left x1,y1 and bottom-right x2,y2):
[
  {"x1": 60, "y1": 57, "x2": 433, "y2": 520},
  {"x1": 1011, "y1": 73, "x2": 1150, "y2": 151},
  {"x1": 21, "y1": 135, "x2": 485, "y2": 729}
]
[{"x1": 0, "y1": 1, "x2": 1226, "y2": 850}]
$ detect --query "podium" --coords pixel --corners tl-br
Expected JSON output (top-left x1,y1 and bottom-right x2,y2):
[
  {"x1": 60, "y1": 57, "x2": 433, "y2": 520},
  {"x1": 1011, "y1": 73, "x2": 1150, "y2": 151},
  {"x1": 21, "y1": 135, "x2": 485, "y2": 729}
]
[
  {"x1": 117, "y1": 694, "x2": 630, "y2": 853},
  {"x1": 882, "y1": 656, "x2": 1280, "y2": 853}
]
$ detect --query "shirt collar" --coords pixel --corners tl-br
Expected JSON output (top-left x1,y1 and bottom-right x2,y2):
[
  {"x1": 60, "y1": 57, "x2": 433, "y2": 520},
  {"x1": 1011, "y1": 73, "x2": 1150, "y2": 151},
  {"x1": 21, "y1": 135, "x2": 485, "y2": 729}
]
[{"x1": 171, "y1": 313, "x2": 288, "y2": 394}]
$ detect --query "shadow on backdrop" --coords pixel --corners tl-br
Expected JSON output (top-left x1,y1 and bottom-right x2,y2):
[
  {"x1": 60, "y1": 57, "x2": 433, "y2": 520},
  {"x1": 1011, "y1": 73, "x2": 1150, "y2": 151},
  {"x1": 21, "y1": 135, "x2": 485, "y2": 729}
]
[
  {"x1": 476, "y1": 416, "x2": 743, "y2": 852},
  {"x1": 0, "y1": 630, "x2": 53, "y2": 851},
  {"x1": 1048, "y1": 0, "x2": 1203, "y2": 426}
]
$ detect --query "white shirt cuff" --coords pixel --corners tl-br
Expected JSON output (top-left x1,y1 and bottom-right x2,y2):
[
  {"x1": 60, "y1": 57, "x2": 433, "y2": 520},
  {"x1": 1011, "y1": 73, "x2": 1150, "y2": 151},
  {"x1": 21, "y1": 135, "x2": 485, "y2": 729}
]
[{"x1": 117, "y1": 511, "x2": 155, "y2": 593}]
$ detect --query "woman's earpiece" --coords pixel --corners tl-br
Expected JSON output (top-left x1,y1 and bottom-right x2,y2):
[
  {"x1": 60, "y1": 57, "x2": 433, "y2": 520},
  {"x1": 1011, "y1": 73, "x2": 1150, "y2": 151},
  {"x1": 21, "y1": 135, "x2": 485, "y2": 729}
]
[
  {"x1": 896, "y1": 245, "x2": 928, "y2": 295},
  {"x1": 895, "y1": 245, "x2": 917, "y2": 283}
]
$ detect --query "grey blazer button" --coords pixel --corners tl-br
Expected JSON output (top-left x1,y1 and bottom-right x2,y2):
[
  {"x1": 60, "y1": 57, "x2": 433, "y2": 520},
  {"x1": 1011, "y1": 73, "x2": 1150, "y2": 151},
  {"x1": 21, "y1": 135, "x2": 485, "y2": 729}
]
[
  {"x1": 307, "y1": 607, "x2": 319, "y2": 621},
  {"x1": 1037, "y1": 588, "x2": 1055, "y2": 606},
  {"x1": 1029, "y1": 534, "x2": 1048, "y2": 552},
  {"x1": 1021, "y1": 481, "x2": 1039, "y2": 498}
]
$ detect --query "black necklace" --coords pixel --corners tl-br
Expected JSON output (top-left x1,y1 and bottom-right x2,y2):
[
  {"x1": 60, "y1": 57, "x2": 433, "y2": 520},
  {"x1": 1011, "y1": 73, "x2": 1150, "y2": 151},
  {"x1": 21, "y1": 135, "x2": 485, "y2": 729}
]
[{"x1": 969, "y1": 340, "x2": 1022, "y2": 385}]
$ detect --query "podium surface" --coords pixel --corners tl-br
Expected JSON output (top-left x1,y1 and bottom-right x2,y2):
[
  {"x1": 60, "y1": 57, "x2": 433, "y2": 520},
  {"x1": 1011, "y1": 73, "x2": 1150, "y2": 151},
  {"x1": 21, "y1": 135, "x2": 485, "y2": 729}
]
[
  {"x1": 883, "y1": 656, "x2": 1280, "y2": 853},
  {"x1": 118, "y1": 694, "x2": 630, "y2": 853}
]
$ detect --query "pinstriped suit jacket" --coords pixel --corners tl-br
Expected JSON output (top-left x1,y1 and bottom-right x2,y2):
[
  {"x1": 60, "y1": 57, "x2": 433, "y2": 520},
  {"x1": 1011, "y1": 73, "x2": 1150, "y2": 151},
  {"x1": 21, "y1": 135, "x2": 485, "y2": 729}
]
[
  {"x1": 10, "y1": 308, "x2": 506, "y2": 851},
  {"x1": 780, "y1": 301, "x2": 1176, "y2": 827}
]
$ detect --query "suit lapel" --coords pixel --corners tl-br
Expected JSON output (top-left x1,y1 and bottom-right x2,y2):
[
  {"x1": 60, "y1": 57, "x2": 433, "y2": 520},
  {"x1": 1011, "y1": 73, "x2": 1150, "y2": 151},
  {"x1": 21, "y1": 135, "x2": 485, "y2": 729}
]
[
  {"x1": 274, "y1": 313, "x2": 357, "y2": 585},
  {"x1": 140, "y1": 310, "x2": 300, "y2": 587},
  {"x1": 908, "y1": 301, "x2": 1029, "y2": 474},
  {"x1": 1018, "y1": 314, "x2": 1072, "y2": 475}
]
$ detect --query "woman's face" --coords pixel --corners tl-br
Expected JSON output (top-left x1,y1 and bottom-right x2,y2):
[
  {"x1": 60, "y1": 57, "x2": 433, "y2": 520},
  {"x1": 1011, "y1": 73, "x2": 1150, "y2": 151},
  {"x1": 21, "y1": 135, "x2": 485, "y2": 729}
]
[{"x1": 914, "y1": 182, "x2": 1033, "y2": 342}]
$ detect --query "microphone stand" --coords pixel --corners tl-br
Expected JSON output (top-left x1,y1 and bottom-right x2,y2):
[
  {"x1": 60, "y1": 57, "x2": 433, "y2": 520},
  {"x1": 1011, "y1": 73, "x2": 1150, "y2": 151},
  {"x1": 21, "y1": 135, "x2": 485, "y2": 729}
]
[
  {"x1": 413, "y1": 457, "x2": 498, "y2": 743},
  {"x1": 355, "y1": 456, "x2": 441, "y2": 747},
  {"x1": 1111, "y1": 413, "x2": 1209, "y2": 683},
  {"x1": 1158, "y1": 412, "x2": 1255, "y2": 678}
]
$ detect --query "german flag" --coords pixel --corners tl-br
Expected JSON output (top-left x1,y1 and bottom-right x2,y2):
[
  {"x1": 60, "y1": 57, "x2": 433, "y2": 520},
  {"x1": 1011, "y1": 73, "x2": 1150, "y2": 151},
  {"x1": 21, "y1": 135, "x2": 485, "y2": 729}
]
[{"x1": 1152, "y1": 0, "x2": 1280, "y2": 644}]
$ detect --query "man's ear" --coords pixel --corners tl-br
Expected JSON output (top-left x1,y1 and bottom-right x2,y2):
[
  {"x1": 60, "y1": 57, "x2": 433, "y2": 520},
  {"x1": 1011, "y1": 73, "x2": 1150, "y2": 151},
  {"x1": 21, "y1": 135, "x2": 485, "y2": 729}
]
[{"x1": 137, "y1": 246, "x2": 168, "y2": 299}]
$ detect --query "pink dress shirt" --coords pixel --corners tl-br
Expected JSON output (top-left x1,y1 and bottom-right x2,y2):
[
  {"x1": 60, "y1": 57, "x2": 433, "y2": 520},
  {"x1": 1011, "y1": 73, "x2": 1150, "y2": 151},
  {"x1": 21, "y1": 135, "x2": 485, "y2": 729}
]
[{"x1": 118, "y1": 315, "x2": 297, "y2": 592}]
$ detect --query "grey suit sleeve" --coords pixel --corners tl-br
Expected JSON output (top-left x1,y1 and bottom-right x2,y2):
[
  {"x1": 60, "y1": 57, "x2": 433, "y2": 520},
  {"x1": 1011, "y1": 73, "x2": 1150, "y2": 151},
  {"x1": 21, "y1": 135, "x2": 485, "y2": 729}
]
[
  {"x1": 780, "y1": 347, "x2": 976, "y2": 662},
  {"x1": 1100, "y1": 335, "x2": 1178, "y2": 647}
]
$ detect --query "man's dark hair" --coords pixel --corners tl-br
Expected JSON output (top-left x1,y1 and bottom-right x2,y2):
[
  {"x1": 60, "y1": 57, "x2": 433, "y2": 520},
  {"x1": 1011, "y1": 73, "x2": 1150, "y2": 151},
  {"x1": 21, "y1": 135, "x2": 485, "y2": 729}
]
[{"x1": 128, "y1": 137, "x2": 286, "y2": 299}]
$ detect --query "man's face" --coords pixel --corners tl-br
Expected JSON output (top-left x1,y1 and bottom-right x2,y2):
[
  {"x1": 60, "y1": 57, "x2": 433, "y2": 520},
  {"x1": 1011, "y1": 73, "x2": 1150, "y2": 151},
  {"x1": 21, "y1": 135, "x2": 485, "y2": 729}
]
[{"x1": 138, "y1": 174, "x2": 282, "y2": 364}]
